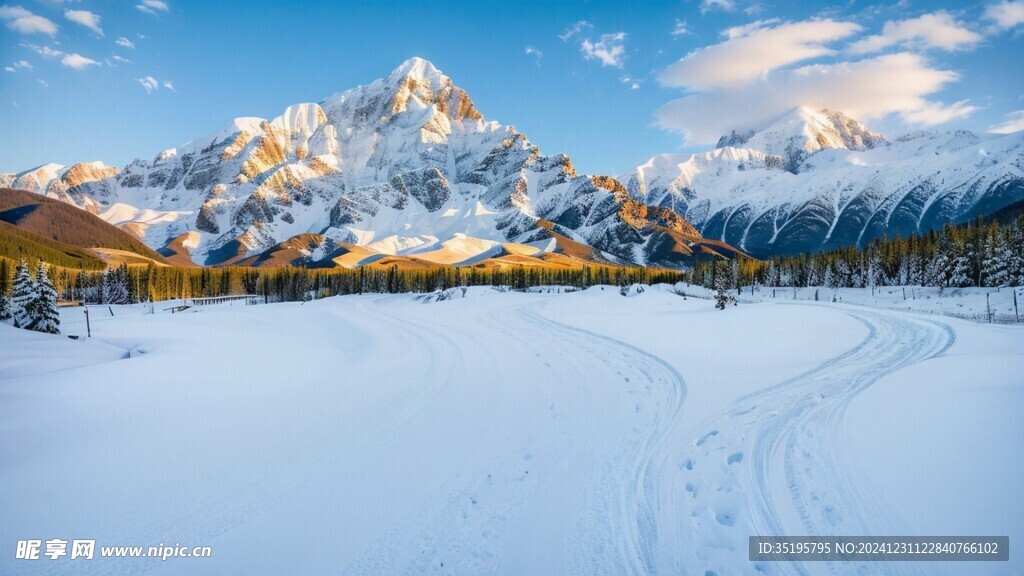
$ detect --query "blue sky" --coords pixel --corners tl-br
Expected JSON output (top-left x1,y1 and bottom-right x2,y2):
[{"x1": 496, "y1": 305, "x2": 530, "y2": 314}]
[{"x1": 1, "y1": 0, "x2": 1023, "y2": 175}]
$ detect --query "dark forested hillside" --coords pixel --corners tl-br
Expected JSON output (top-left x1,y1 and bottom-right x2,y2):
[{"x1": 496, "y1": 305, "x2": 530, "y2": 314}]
[
  {"x1": 0, "y1": 188, "x2": 167, "y2": 263},
  {"x1": 0, "y1": 221, "x2": 106, "y2": 270}
]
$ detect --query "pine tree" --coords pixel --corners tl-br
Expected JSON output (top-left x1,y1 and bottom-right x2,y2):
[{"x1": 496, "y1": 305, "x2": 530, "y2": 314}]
[
  {"x1": 713, "y1": 260, "x2": 738, "y2": 310},
  {"x1": 0, "y1": 259, "x2": 9, "y2": 323},
  {"x1": 0, "y1": 292, "x2": 10, "y2": 323},
  {"x1": 10, "y1": 260, "x2": 36, "y2": 329},
  {"x1": 32, "y1": 262, "x2": 60, "y2": 334},
  {"x1": 102, "y1": 267, "x2": 130, "y2": 304},
  {"x1": 982, "y1": 233, "x2": 1011, "y2": 287}
]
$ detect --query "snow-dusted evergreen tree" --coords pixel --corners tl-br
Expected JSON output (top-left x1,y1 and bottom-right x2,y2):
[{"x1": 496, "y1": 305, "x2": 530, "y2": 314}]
[
  {"x1": 0, "y1": 292, "x2": 10, "y2": 324},
  {"x1": 32, "y1": 262, "x2": 60, "y2": 334},
  {"x1": 10, "y1": 260, "x2": 36, "y2": 329},
  {"x1": 1008, "y1": 226, "x2": 1024, "y2": 287},
  {"x1": 102, "y1": 267, "x2": 131, "y2": 304},
  {"x1": 713, "y1": 260, "x2": 737, "y2": 310},
  {"x1": 982, "y1": 233, "x2": 1011, "y2": 287},
  {"x1": 949, "y1": 239, "x2": 974, "y2": 288},
  {"x1": 0, "y1": 259, "x2": 10, "y2": 324}
]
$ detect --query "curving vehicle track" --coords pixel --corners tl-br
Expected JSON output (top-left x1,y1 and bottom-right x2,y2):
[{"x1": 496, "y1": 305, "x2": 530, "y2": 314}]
[{"x1": 667, "y1": 307, "x2": 955, "y2": 575}]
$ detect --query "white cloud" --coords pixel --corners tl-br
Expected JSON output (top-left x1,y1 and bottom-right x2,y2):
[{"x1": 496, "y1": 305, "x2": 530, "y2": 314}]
[
  {"x1": 36, "y1": 78, "x2": 47, "y2": 87},
  {"x1": 0, "y1": 5, "x2": 31, "y2": 18},
  {"x1": 137, "y1": 75, "x2": 158, "y2": 93},
  {"x1": 848, "y1": 12, "x2": 983, "y2": 54},
  {"x1": 901, "y1": 99, "x2": 977, "y2": 124},
  {"x1": 672, "y1": 20, "x2": 691, "y2": 36},
  {"x1": 722, "y1": 18, "x2": 780, "y2": 40},
  {"x1": 559, "y1": 20, "x2": 591, "y2": 41},
  {"x1": 115, "y1": 37, "x2": 135, "y2": 49},
  {"x1": 524, "y1": 45, "x2": 543, "y2": 66},
  {"x1": 0, "y1": 5, "x2": 58, "y2": 36},
  {"x1": 659, "y1": 19, "x2": 861, "y2": 91},
  {"x1": 21, "y1": 41, "x2": 63, "y2": 57},
  {"x1": 656, "y1": 52, "x2": 974, "y2": 144},
  {"x1": 162, "y1": 80, "x2": 174, "y2": 91},
  {"x1": 112, "y1": 54, "x2": 132, "y2": 64},
  {"x1": 136, "y1": 0, "x2": 169, "y2": 15},
  {"x1": 988, "y1": 109, "x2": 1024, "y2": 133},
  {"x1": 4, "y1": 66, "x2": 14, "y2": 72},
  {"x1": 12, "y1": 59, "x2": 31, "y2": 70},
  {"x1": 983, "y1": 1, "x2": 1024, "y2": 30},
  {"x1": 64, "y1": 9, "x2": 102, "y2": 36},
  {"x1": 701, "y1": 0, "x2": 736, "y2": 14},
  {"x1": 620, "y1": 76, "x2": 641, "y2": 90},
  {"x1": 580, "y1": 32, "x2": 627, "y2": 68},
  {"x1": 61, "y1": 52, "x2": 98, "y2": 69}
]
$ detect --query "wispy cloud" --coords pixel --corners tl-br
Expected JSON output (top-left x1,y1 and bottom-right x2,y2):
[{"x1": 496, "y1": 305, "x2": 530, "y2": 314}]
[
  {"x1": 136, "y1": 0, "x2": 169, "y2": 16},
  {"x1": 983, "y1": 1, "x2": 1024, "y2": 31},
  {"x1": 672, "y1": 20, "x2": 691, "y2": 36},
  {"x1": 722, "y1": 18, "x2": 780, "y2": 40},
  {"x1": 20, "y1": 41, "x2": 62, "y2": 57},
  {"x1": 115, "y1": 37, "x2": 135, "y2": 49},
  {"x1": 524, "y1": 45, "x2": 543, "y2": 66},
  {"x1": 12, "y1": 59, "x2": 32, "y2": 70},
  {"x1": 581, "y1": 32, "x2": 627, "y2": 68},
  {"x1": 112, "y1": 54, "x2": 132, "y2": 64},
  {"x1": 138, "y1": 76, "x2": 175, "y2": 93},
  {"x1": 0, "y1": 5, "x2": 58, "y2": 36},
  {"x1": 657, "y1": 16, "x2": 979, "y2": 144},
  {"x1": 657, "y1": 51, "x2": 974, "y2": 145},
  {"x1": 64, "y1": 9, "x2": 103, "y2": 36},
  {"x1": 620, "y1": 75, "x2": 641, "y2": 89},
  {"x1": 4, "y1": 66, "x2": 14, "y2": 73},
  {"x1": 988, "y1": 109, "x2": 1024, "y2": 133},
  {"x1": 848, "y1": 11, "x2": 983, "y2": 54},
  {"x1": 701, "y1": 0, "x2": 736, "y2": 14},
  {"x1": 137, "y1": 75, "x2": 158, "y2": 93},
  {"x1": 559, "y1": 20, "x2": 591, "y2": 42},
  {"x1": 61, "y1": 53, "x2": 99, "y2": 70},
  {"x1": 660, "y1": 19, "x2": 861, "y2": 90}
]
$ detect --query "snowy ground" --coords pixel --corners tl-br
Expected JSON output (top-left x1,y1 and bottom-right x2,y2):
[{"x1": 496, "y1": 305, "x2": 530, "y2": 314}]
[
  {"x1": 729, "y1": 284, "x2": 1024, "y2": 324},
  {"x1": 1, "y1": 286, "x2": 1021, "y2": 575}
]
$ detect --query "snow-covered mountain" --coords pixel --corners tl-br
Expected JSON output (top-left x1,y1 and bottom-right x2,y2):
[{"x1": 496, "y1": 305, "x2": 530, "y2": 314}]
[
  {"x1": 1, "y1": 58, "x2": 721, "y2": 268},
  {"x1": 624, "y1": 107, "x2": 1024, "y2": 258}
]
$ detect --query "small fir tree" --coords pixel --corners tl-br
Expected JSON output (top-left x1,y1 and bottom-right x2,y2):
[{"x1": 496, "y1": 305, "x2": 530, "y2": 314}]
[
  {"x1": 10, "y1": 259, "x2": 36, "y2": 329},
  {"x1": 32, "y1": 262, "x2": 60, "y2": 334},
  {"x1": 713, "y1": 260, "x2": 738, "y2": 310}
]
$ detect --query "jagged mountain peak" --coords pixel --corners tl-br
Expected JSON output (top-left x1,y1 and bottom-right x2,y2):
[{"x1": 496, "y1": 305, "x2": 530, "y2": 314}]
[
  {"x1": 733, "y1": 106, "x2": 887, "y2": 172},
  {"x1": 388, "y1": 56, "x2": 446, "y2": 85}
]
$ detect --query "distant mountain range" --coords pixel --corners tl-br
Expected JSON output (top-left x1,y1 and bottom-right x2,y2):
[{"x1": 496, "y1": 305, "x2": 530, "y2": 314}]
[
  {"x1": 622, "y1": 106, "x2": 1024, "y2": 258},
  {"x1": 2, "y1": 58, "x2": 1022, "y2": 266}
]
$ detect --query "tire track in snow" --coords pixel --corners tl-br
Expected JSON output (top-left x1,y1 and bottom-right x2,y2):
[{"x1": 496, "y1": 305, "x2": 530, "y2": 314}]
[
  {"x1": 513, "y1": 301, "x2": 690, "y2": 576},
  {"x1": 676, "y1": 306, "x2": 954, "y2": 576}
]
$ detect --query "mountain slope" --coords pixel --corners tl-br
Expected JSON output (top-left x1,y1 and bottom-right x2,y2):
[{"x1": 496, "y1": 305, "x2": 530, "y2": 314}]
[
  {"x1": 0, "y1": 188, "x2": 169, "y2": 264},
  {"x1": 624, "y1": 108, "x2": 1024, "y2": 258},
  {"x1": 2, "y1": 58, "x2": 722, "y2": 269},
  {"x1": 0, "y1": 220, "x2": 107, "y2": 270}
]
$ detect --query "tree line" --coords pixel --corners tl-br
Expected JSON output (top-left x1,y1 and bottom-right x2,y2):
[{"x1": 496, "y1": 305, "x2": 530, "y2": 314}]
[
  {"x1": 686, "y1": 214, "x2": 1024, "y2": 290},
  {"x1": 0, "y1": 257, "x2": 686, "y2": 305}
]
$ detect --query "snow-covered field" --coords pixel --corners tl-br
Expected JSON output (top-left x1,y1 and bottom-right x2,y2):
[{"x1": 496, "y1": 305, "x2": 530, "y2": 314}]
[{"x1": 1, "y1": 286, "x2": 1021, "y2": 575}]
